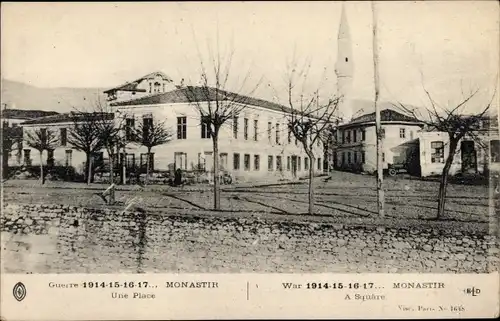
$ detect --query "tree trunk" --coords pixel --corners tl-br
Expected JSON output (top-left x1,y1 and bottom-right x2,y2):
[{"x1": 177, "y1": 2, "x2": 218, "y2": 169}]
[
  {"x1": 39, "y1": 151, "x2": 44, "y2": 185},
  {"x1": 212, "y1": 134, "x2": 221, "y2": 210},
  {"x1": 437, "y1": 139, "x2": 458, "y2": 219},
  {"x1": 372, "y1": 0, "x2": 384, "y2": 218},
  {"x1": 86, "y1": 153, "x2": 92, "y2": 185},
  {"x1": 108, "y1": 149, "x2": 115, "y2": 205},
  {"x1": 307, "y1": 152, "x2": 315, "y2": 215},
  {"x1": 145, "y1": 147, "x2": 151, "y2": 186},
  {"x1": 122, "y1": 146, "x2": 127, "y2": 185}
]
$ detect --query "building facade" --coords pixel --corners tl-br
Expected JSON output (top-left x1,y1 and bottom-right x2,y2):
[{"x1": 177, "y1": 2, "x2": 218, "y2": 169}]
[
  {"x1": 1, "y1": 107, "x2": 59, "y2": 168},
  {"x1": 412, "y1": 118, "x2": 499, "y2": 177},
  {"x1": 334, "y1": 109, "x2": 424, "y2": 173},
  {"x1": 111, "y1": 86, "x2": 325, "y2": 182}
]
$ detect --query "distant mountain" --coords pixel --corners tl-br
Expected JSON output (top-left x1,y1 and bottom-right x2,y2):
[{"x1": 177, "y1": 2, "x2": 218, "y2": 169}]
[{"x1": 1, "y1": 79, "x2": 107, "y2": 113}]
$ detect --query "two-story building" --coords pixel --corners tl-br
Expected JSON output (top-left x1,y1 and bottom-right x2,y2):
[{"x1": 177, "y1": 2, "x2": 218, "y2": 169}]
[
  {"x1": 20, "y1": 112, "x2": 114, "y2": 174},
  {"x1": 1, "y1": 106, "x2": 59, "y2": 168},
  {"x1": 334, "y1": 108, "x2": 425, "y2": 173},
  {"x1": 111, "y1": 84, "x2": 325, "y2": 182},
  {"x1": 17, "y1": 75, "x2": 325, "y2": 183}
]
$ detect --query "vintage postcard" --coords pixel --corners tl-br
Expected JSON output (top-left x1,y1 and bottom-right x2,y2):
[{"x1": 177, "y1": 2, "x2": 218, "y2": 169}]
[{"x1": 1, "y1": 1, "x2": 499, "y2": 319}]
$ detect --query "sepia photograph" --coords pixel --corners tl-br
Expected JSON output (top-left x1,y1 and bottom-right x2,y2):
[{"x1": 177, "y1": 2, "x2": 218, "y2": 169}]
[{"x1": 0, "y1": 1, "x2": 499, "y2": 319}]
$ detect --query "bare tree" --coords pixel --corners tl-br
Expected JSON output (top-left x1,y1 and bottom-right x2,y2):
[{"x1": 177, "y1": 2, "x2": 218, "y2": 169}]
[
  {"x1": 283, "y1": 60, "x2": 341, "y2": 214},
  {"x1": 67, "y1": 112, "x2": 105, "y2": 184},
  {"x1": 181, "y1": 48, "x2": 261, "y2": 210},
  {"x1": 24, "y1": 128, "x2": 59, "y2": 184},
  {"x1": 92, "y1": 100, "x2": 123, "y2": 187},
  {"x1": 131, "y1": 119, "x2": 172, "y2": 185},
  {"x1": 396, "y1": 86, "x2": 496, "y2": 219}
]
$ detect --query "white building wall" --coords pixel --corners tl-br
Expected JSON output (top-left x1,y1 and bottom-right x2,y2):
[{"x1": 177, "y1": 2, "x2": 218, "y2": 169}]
[{"x1": 115, "y1": 102, "x2": 325, "y2": 182}]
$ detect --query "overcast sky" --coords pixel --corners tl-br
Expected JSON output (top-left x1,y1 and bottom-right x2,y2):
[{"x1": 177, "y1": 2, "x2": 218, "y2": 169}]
[{"x1": 2, "y1": 1, "x2": 499, "y2": 112}]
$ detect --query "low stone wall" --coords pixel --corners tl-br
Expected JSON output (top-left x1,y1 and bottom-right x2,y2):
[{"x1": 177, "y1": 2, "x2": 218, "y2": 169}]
[{"x1": 1, "y1": 203, "x2": 498, "y2": 273}]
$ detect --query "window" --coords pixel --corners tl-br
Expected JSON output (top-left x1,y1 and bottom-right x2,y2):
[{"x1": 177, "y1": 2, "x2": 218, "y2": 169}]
[
  {"x1": 140, "y1": 153, "x2": 154, "y2": 171},
  {"x1": 143, "y1": 115, "x2": 153, "y2": 139},
  {"x1": 233, "y1": 153, "x2": 240, "y2": 170},
  {"x1": 297, "y1": 157, "x2": 301, "y2": 171},
  {"x1": 163, "y1": 83, "x2": 166, "y2": 92},
  {"x1": 254, "y1": 120, "x2": 258, "y2": 141},
  {"x1": 126, "y1": 154, "x2": 135, "y2": 169},
  {"x1": 174, "y1": 152, "x2": 187, "y2": 170},
  {"x1": 341, "y1": 130, "x2": 345, "y2": 144},
  {"x1": 244, "y1": 118, "x2": 249, "y2": 140},
  {"x1": 149, "y1": 83, "x2": 152, "y2": 93},
  {"x1": 254, "y1": 155, "x2": 260, "y2": 171},
  {"x1": 347, "y1": 152, "x2": 351, "y2": 164},
  {"x1": 317, "y1": 158, "x2": 322, "y2": 171},
  {"x1": 244, "y1": 154, "x2": 250, "y2": 171},
  {"x1": 288, "y1": 128, "x2": 291, "y2": 144},
  {"x1": 382, "y1": 152, "x2": 385, "y2": 162},
  {"x1": 276, "y1": 156, "x2": 282, "y2": 171},
  {"x1": 197, "y1": 153, "x2": 206, "y2": 171},
  {"x1": 431, "y1": 141, "x2": 444, "y2": 163},
  {"x1": 233, "y1": 116, "x2": 238, "y2": 139},
  {"x1": 201, "y1": 116, "x2": 211, "y2": 139},
  {"x1": 65, "y1": 150, "x2": 73, "y2": 167},
  {"x1": 354, "y1": 152, "x2": 358, "y2": 164},
  {"x1": 353, "y1": 130, "x2": 357, "y2": 143},
  {"x1": 361, "y1": 129, "x2": 366, "y2": 141},
  {"x1": 177, "y1": 117, "x2": 187, "y2": 139},
  {"x1": 342, "y1": 152, "x2": 345, "y2": 165},
  {"x1": 361, "y1": 151, "x2": 366, "y2": 164},
  {"x1": 400, "y1": 128, "x2": 406, "y2": 138},
  {"x1": 23, "y1": 149, "x2": 31, "y2": 166},
  {"x1": 346, "y1": 130, "x2": 351, "y2": 143},
  {"x1": 491, "y1": 140, "x2": 500, "y2": 163},
  {"x1": 345, "y1": 57, "x2": 348, "y2": 62},
  {"x1": 60, "y1": 128, "x2": 67, "y2": 146},
  {"x1": 93, "y1": 152, "x2": 104, "y2": 167},
  {"x1": 287, "y1": 156, "x2": 291, "y2": 171},
  {"x1": 276, "y1": 124, "x2": 280, "y2": 144},
  {"x1": 125, "y1": 117, "x2": 135, "y2": 140},
  {"x1": 380, "y1": 128, "x2": 386, "y2": 139},
  {"x1": 268, "y1": 122, "x2": 272, "y2": 142},
  {"x1": 220, "y1": 153, "x2": 228, "y2": 171},
  {"x1": 268, "y1": 155, "x2": 273, "y2": 171},
  {"x1": 305, "y1": 157, "x2": 309, "y2": 170}
]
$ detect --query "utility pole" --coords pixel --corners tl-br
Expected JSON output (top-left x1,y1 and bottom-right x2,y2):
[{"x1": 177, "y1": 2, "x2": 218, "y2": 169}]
[{"x1": 372, "y1": 0, "x2": 385, "y2": 217}]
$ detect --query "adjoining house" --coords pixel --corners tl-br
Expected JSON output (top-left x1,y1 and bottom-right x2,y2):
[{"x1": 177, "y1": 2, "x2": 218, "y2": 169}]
[
  {"x1": 400, "y1": 117, "x2": 500, "y2": 177},
  {"x1": 1, "y1": 105, "x2": 59, "y2": 168},
  {"x1": 111, "y1": 83, "x2": 325, "y2": 182},
  {"x1": 334, "y1": 108, "x2": 425, "y2": 174},
  {"x1": 104, "y1": 71, "x2": 176, "y2": 104},
  {"x1": 20, "y1": 112, "x2": 114, "y2": 174}
]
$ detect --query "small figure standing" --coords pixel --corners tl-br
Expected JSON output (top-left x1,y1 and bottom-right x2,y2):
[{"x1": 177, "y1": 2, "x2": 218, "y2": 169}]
[{"x1": 174, "y1": 168, "x2": 183, "y2": 187}]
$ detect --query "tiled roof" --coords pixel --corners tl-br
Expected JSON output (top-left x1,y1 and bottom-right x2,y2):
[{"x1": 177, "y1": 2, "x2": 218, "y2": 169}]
[
  {"x1": 103, "y1": 71, "x2": 173, "y2": 94},
  {"x1": 111, "y1": 86, "x2": 292, "y2": 113},
  {"x1": 1, "y1": 108, "x2": 59, "y2": 120},
  {"x1": 345, "y1": 108, "x2": 422, "y2": 126},
  {"x1": 21, "y1": 112, "x2": 114, "y2": 125}
]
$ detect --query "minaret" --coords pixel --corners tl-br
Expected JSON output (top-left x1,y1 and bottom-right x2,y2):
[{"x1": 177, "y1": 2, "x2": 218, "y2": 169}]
[{"x1": 334, "y1": 2, "x2": 354, "y2": 123}]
